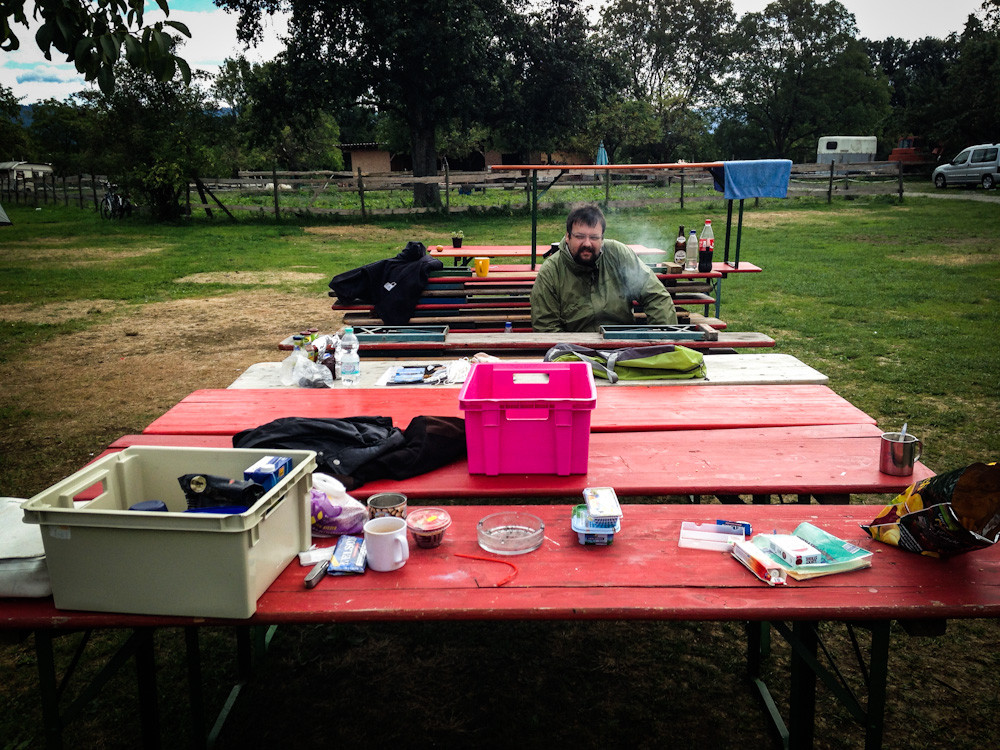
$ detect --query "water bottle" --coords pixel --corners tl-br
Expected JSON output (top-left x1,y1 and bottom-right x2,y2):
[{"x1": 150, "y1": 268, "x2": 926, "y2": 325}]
[
  {"x1": 673, "y1": 224, "x2": 686, "y2": 266},
  {"x1": 339, "y1": 327, "x2": 361, "y2": 386},
  {"x1": 684, "y1": 231, "x2": 698, "y2": 272},
  {"x1": 279, "y1": 335, "x2": 306, "y2": 386},
  {"x1": 698, "y1": 219, "x2": 714, "y2": 272}
]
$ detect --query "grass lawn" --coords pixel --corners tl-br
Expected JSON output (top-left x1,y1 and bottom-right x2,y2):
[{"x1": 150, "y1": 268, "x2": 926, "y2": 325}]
[{"x1": 0, "y1": 192, "x2": 998, "y2": 749}]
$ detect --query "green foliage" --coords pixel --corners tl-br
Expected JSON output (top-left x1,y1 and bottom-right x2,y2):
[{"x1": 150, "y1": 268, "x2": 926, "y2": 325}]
[
  {"x1": 721, "y1": 0, "x2": 892, "y2": 160},
  {"x1": 1, "y1": 0, "x2": 190, "y2": 93},
  {"x1": 1, "y1": 82, "x2": 28, "y2": 156}
]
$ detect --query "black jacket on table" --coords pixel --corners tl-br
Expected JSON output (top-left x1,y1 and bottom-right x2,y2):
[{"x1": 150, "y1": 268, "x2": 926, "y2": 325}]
[{"x1": 329, "y1": 241, "x2": 444, "y2": 325}]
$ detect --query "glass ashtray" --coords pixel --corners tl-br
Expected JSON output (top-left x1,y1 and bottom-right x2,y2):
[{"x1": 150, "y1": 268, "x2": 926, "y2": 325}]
[{"x1": 476, "y1": 511, "x2": 545, "y2": 555}]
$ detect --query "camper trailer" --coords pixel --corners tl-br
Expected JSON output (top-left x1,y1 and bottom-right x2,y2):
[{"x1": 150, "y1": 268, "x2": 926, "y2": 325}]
[{"x1": 816, "y1": 136, "x2": 877, "y2": 164}]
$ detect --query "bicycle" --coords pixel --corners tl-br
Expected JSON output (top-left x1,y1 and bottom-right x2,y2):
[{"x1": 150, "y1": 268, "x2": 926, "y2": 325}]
[{"x1": 100, "y1": 182, "x2": 133, "y2": 219}]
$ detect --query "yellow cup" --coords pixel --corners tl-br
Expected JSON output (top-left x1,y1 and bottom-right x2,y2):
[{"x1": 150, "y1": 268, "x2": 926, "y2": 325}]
[{"x1": 473, "y1": 257, "x2": 490, "y2": 277}]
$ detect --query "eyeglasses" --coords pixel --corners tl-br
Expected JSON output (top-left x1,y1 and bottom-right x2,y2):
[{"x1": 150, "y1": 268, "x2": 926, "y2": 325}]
[{"x1": 571, "y1": 233, "x2": 603, "y2": 243}]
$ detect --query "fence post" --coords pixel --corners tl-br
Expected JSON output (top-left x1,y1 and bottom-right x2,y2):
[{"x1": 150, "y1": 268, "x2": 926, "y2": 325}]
[
  {"x1": 679, "y1": 172, "x2": 685, "y2": 209},
  {"x1": 90, "y1": 173, "x2": 99, "y2": 210},
  {"x1": 62, "y1": 175, "x2": 67, "y2": 206},
  {"x1": 77, "y1": 175, "x2": 84, "y2": 208},
  {"x1": 272, "y1": 165, "x2": 280, "y2": 221},
  {"x1": 444, "y1": 161, "x2": 450, "y2": 214},
  {"x1": 604, "y1": 168, "x2": 611, "y2": 205},
  {"x1": 897, "y1": 161, "x2": 904, "y2": 201},
  {"x1": 827, "y1": 162, "x2": 835, "y2": 203},
  {"x1": 357, "y1": 168, "x2": 366, "y2": 219}
]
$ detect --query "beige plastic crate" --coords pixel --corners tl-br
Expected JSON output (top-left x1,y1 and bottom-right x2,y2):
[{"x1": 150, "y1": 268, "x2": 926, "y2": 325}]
[{"x1": 21, "y1": 446, "x2": 316, "y2": 619}]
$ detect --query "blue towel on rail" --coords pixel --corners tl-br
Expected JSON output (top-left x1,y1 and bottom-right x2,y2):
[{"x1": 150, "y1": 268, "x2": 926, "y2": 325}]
[{"x1": 710, "y1": 159, "x2": 791, "y2": 200}]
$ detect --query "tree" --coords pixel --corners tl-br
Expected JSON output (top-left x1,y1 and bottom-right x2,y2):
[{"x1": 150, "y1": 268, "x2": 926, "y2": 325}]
[
  {"x1": 1, "y1": 0, "x2": 191, "y2": 93},
  {"x1": 90, "y1": 59, "x2": 217, "y2": 219},
  {"x1": 599, "y1": 0, "x2": 736, "y2": 108},
  {"x1": 720, "y1": 0, "x2": 890, "y2": 160},
  {"x1": 231, "y1": 56, "x2": 345, "y2": 172},
  {"x1": 218, "y1": 0, "x2": 522, "y2": 207},
  {"x1": 25, "y1": 96, "x2": 102, "y2": 175},
  {"x1": 597, "y1": 1, "x2": 736, "y2": 162},
  {"x1": 497, "y1": 0, "x2": 621, "y2": 162},
  {"x1": 1, "y1": 82, "x2": 28, "y2": 157}
]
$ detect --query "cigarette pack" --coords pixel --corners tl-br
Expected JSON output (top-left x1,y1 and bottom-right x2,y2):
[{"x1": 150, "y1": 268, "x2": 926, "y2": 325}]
[
  {"x1": 244, "y1": 455, "x2": 292, "y2": 491},
  {"x1": 731, "y1": 540, "x2": 787, "y2": 586},
  {"x1": 763, "y1": 534, "x2": 822, "y2": 566}
]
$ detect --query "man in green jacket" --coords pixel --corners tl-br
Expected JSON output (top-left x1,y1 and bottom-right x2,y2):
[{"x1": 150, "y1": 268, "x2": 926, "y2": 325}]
[{"x1": 530, "y1": 204, "x2": 677, "y2": 332}]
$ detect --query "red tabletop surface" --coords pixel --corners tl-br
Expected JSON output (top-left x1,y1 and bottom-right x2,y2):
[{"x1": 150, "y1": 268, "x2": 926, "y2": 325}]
[
  {"x1": 4, "y1": 505, "x2": 996, "y2": 630},
  {"x1": 110, "y1": 423, "x2": 933, "y2": 500},
  {"x1": 142, "y1": 384, "x2": 874, "y2": 436}
]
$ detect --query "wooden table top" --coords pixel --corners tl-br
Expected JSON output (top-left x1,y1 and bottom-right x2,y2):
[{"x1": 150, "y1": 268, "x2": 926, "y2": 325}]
[
  {"x1": 142, "y1": 384, "x2": 873, "y2": 436},
  {"x1": 4, "y1": 504, "x2": 994, "y2": 629}
]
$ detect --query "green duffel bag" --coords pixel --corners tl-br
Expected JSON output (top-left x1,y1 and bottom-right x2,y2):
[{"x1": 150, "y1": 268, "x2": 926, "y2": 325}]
[{"x1": 543, "y1": 343, "x2": 706, "y2": 383}]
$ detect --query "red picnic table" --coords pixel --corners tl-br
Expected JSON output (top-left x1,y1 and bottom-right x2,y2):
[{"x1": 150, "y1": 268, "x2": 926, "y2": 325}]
[
  {"x1": 134, "y1": 384, "x2": 928, "y2": 504},
  {"x1": 142, "y1": 384, "x2": 874, "y2": 436},
  {"x1": 5, "y1": 504, "x2": 997, "y2": 750}
]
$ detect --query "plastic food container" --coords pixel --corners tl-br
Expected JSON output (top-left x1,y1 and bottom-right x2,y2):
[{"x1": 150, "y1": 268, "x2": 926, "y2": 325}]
[
  {"x1": 571, "y1": 504, "x2": 621, "y2": 546},
  {"x1": 459, "y1": 362, "x2": 597, "y2": 475},
  {"x1": 20, "y1": 446, "x2": 316, "y2": 619},
  {"x1": 476, "y1": 511, "x2": 544, "y2": 555},
  {"x1": 406, "y1": 507, "x2": 452, "y2": 548}
]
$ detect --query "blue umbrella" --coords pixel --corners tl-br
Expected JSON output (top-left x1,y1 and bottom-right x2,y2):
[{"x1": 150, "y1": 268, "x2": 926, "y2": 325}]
[{"x1": 596, "y1": 141, "x2": 609, "y2": 165}]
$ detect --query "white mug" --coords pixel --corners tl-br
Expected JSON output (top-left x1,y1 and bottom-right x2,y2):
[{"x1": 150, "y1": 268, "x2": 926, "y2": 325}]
[{"x1": 363, "y1": 516, "x2": 410, "y2": 572}]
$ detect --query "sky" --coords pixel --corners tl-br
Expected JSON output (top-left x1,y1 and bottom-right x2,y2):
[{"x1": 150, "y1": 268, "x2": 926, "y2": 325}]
[{"x1": 0, "y1": 0, "x2": 988, "y2": 105}]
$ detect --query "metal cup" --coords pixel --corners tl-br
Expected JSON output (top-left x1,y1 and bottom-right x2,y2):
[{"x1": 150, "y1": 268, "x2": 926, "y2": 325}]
[
  {"x1": 367, "y1": 492, "x2": 408, "y2": 520},
  {"x1": 879, "y1": 432, "x2": 922, "y2": 476}
]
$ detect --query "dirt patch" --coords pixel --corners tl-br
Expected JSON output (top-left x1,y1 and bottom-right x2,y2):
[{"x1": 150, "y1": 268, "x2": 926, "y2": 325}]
[
  {"x1": 0, "y1": 299, "x2": 125, "y2": 324},
  {"x1": 174, "y1": 271, "x2": 328, "y2": 285},
  {"x1": 305, "y1": 225, "x2": 431, "y2": 240},
  {"x1": 2, "y1": 245, "x2": 164, "y2": 265},
  {"x1": 0, "y1": 290, "x2": 344, "y2": 497}
]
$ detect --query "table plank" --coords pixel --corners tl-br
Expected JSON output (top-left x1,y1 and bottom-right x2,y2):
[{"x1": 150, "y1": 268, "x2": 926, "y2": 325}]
[
  {"x1": 142, "y1": 384, "x2": 872, "y2": 436},
  {"x1": 114, "y1": 423, "x2": 931, "y2": 499},
  {"x1": 230, "y1": 353, "x2": 829, "y2": 389}
]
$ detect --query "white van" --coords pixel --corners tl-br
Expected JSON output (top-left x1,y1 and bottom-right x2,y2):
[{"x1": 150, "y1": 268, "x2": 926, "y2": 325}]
[
  {"x1": 932, "y1": 144, "x2": 999, "y2": 189},
  {"x1": 816, "y1": 136, "x2": 877, "y2": 164}
]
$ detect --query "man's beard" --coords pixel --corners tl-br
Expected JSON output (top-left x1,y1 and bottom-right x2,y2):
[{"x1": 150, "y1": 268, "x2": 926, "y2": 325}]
[{"x1": 573, "y1": 246, "x2": 599, "y2": 267}]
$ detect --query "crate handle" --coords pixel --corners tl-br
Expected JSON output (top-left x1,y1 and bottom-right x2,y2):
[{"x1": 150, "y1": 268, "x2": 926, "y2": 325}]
[
  {"x1": 44, "y1": 464, "x2": 114, "y2": 508},
  {"x1": 503, "y1": 408, "x2": 549, "y2": 421}
]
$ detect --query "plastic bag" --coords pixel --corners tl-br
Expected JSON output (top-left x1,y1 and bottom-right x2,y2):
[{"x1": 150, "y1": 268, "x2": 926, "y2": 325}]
[
  {"x1": 280, "y1": 349, "x2": 333, "y2": 388},
  {"x1": 310, "y1": 473, "x2": 367, "y2": 536}
]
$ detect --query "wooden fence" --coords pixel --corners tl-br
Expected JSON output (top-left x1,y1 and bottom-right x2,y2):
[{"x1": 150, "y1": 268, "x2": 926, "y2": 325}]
[{"x1": 1, "y1": 161, "x2": 913, "y2": 218}]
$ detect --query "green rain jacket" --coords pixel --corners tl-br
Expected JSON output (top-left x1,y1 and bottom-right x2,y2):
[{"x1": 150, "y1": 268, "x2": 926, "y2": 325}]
[{"x1": 530, "y1": 238, "x2": 677, "y2": 332}]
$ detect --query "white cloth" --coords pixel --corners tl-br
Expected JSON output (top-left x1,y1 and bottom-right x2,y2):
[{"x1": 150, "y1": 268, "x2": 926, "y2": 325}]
[{"x1": 0, "y1": 498, "x2": 52, "y2": 597}]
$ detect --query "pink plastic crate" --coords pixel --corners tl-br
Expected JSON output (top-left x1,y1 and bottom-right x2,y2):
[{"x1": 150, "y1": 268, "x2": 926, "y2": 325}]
[{"x1": 458, "y1": 362, "x2": 597, "y2": 475}]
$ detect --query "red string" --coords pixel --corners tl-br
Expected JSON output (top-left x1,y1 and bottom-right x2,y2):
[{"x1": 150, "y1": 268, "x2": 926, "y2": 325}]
[{"x1": 454, "y1": 553, "x2": 519, "y2": 587}]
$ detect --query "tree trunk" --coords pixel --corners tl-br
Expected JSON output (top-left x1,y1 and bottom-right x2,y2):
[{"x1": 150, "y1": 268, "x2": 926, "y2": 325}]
[{"x1": 410, "y1": 120, "x2": 440, "y2": 208}]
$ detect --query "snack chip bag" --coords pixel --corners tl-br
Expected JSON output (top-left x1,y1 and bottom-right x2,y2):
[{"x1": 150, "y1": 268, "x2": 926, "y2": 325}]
[
  {"x1": 863, "y1": 462, "x2": 1000, "y2": 558},
  {"x1": 310, "y1": 473, "x2": 367, "y2": 537}
]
